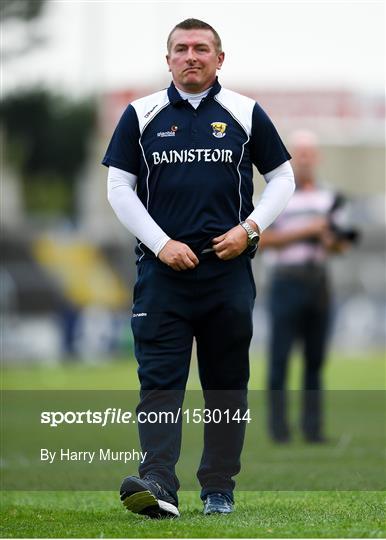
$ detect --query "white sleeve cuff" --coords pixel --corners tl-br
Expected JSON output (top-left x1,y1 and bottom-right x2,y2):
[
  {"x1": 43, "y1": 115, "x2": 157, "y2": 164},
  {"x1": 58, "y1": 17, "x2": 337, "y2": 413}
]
[
  {"x1": 248, "y1": 160, "x2": 295, "y2": 232},
  {"x1": 107, "y1": 166, "x2": 170, "y2": 256}
]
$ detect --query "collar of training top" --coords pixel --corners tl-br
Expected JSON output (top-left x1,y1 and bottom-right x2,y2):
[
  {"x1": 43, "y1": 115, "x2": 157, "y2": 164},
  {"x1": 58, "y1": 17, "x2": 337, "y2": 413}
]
[{"x1": 167, "y1": 77, "x2": 222, "y2": 106}]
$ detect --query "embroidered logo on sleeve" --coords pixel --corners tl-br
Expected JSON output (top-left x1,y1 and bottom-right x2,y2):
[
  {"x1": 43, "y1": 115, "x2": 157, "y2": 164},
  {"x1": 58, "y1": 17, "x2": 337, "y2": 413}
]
[{"x1": 144, "y1": 105, "x2": 158, "y2": 119}]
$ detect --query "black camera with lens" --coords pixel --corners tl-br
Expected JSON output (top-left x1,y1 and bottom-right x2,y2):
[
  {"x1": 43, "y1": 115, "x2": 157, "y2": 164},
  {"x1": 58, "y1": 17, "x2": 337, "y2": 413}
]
[{"x1": 328, "y1": 193, "x2": 361, "y2": 245}]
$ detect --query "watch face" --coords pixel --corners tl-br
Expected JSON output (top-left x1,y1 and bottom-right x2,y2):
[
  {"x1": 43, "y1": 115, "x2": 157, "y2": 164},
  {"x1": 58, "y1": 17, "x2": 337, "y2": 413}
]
[{"x1": 249, "y1": 233, "x2": 260, "y2": 246}]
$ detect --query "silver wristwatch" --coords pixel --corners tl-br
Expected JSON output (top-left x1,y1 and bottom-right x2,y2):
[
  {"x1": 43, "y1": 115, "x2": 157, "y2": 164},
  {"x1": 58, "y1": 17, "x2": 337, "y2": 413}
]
[{"x1": 240, "y1": 221, "x2": 260, "y2": 247}]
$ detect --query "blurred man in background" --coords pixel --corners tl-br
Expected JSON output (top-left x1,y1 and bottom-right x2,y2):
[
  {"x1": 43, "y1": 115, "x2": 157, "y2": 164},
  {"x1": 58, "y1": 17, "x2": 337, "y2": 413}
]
[{"x1": 260, "y1": 130, "x2": 353, "y2": 443}]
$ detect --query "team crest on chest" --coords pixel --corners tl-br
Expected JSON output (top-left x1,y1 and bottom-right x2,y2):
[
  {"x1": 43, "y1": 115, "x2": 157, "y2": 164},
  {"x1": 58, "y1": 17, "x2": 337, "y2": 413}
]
[{"x1": 211, "y1": 122, "x2": 227, "y2": 138}]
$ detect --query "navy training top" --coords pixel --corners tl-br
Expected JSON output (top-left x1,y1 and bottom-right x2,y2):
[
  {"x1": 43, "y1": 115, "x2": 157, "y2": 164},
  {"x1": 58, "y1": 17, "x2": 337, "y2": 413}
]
[{"x1": 102, "y1": 78, "x2": 291, "y2": 260}]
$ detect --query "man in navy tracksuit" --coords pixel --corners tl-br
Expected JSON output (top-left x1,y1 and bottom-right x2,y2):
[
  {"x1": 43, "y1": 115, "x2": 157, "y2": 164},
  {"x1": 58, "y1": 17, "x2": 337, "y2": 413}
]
[{"x1": 103, "y1": 18, "x2": 294, "y2": 518}]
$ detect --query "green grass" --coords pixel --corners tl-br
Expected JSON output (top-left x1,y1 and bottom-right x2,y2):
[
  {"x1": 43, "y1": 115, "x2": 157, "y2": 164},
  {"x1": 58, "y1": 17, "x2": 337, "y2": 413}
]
[
  {"x1": 2, "y1": 352, "x2": 385, "y2": 390},
  {"x1": 1, "y1": 353, "x2": 385, "y2": 538},
  {"x1": 1, "y1": 491, "x2": 385, "y2": 538}
]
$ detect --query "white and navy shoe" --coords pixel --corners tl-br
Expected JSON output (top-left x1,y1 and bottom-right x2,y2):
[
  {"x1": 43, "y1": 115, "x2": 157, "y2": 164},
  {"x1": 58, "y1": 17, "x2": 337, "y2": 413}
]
[
  {"x1": 203, "y1": 493, "x2": 234, "y2": 515},
  {"x1": 120, "y1": 476, "x2": 179, "y2": 518}
]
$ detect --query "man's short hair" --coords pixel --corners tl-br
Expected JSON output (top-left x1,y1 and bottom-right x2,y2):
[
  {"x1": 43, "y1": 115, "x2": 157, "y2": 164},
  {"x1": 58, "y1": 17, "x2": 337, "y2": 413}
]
[{"x1": 167, "y1": 18, "x2": 222, "y2": 53}]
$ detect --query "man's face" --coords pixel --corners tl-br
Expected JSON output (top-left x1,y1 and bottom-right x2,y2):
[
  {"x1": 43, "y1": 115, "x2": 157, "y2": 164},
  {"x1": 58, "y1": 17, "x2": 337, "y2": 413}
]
[
  {"x1": 166, "y1": 28, "x2": 224, "y2": 93},
  {"x1": 291, "y1": 143, "x2": 319, "y2": 185}
]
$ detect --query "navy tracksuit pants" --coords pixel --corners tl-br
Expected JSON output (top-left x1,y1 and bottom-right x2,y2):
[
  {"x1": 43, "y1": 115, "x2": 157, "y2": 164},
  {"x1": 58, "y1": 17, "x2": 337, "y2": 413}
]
[
  {"x1": 267, "y1": 265, "x2": 330, "y2": 440},
  {"x1": 130, "y1": 254, "x2": 255, "y2": 502}
]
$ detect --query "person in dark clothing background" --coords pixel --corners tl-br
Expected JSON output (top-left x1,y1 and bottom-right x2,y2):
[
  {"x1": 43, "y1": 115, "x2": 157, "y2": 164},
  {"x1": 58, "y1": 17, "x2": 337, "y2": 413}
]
[{"x1": 259, "y1": 129, "x2": 353, "y2": 443}]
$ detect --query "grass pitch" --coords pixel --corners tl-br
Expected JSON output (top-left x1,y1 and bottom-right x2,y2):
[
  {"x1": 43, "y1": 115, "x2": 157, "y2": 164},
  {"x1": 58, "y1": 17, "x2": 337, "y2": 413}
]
[
  {"x1": 2, "y1": 352, "x2": 385, "y2": 390},
  {"x1": 1, "y1": 353, "x2": 385, "y2": 538},
  {"x1": 1, "y1": 491, "x2": 385, "y2": 538}
]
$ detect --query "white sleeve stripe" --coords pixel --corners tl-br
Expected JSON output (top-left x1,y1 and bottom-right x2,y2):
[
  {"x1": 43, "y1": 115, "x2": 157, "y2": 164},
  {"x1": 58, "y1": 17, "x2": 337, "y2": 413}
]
[
  {"x1": 214, "y1": 96, "x2": 250, "y2": 221},
  {"x1": 140, "y1": 101, "x2": 170, "y2": 135},
  {"x1": 131, "y1": 89, "x2": 170, "y2": 133},
  {"x1": 138, "y1": 138, "x2": 151, "y2": 212},
  {"x1": 214, "y1": 88, "x2": 255, "y2": 134},
  {"x1": 136, "y1": 101, "x2": 170, "y2": 216},
  {"x1": 214, "y1": 96, "x2": 249, "y2": 137}
]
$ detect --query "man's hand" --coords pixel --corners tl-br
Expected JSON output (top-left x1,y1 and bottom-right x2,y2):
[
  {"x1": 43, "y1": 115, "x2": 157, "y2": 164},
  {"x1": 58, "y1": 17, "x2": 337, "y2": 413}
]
[
  {"x1": 212, "y1": 224, "x2": 249, "y2": 260},
  {"x1": 158, "y1": 240, "x2": 199, "y2": 271},
  {"x1": 321, "y1": 230, "x2": 350, "y2": 254},
  {"x1": 303, "y1": 217, "x2": 329, "y2": 238}
]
